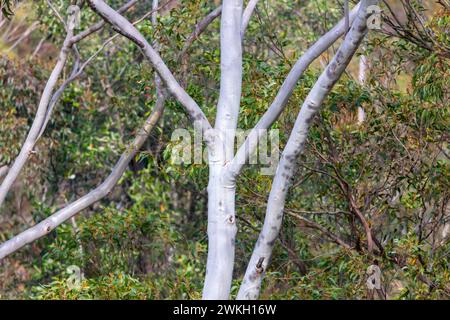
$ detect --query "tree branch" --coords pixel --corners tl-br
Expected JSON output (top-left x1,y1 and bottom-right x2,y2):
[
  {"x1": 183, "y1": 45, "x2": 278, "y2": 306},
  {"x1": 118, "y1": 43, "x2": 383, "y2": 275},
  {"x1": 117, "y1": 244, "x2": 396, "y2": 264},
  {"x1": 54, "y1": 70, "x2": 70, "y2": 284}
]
[
  {"x1": 286, "y1": 210, "x2": 352, "y2": 250},
  {"x1": 69, "y1": 0, "x2": 139, "y2": 45},
  {"x1": 178, "y1": 5, "x2": 222, "y2": 86},
  {"x1": 0, "y1": 9, "x2": 77, "y2": 209},
  {"x1": 86, "y1": 0, "x2": 213, "y2": 140},
  {"x1": 237, "y1": 0, "x2": 378, "y2": 300},
  {"x1": 178, "y1": 5, "x2": 222, "y2": 63},
  {"x1": 241, "y1": 0, "x2": 259, "y2": 37}
]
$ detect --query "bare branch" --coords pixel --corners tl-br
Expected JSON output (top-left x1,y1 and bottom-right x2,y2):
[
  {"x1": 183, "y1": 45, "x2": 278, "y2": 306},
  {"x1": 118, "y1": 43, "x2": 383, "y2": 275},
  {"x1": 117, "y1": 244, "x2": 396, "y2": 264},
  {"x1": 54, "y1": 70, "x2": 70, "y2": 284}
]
[
  {"x1": 344, "y1": 0, "x2": 350, "y2": 35},
  {"x1": 241, "y1": 0, "x2": 259, "y2": 37},
  {"x1": 286, "y1": 210, "x2": 352, "y2": 249},
  {"x1": 179, "y1": 5, "x2": 222, "y2": 62},
  {"x1": 86, "y1": 0, "x2": 213, "y2": 139},
  {"x1": 47, "y1": 0, "x2": 66, "y2": 29},
  {"x1": 69, "y1": 0, "x2": 139, "y2": 45}
]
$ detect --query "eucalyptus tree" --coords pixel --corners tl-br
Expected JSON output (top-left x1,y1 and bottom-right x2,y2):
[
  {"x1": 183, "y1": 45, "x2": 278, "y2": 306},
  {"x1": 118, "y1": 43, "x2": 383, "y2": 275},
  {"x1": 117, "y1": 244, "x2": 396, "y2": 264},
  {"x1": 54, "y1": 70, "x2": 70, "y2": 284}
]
[{"x1": 0, "y1": 0, "x2": 380, "y2": 300}]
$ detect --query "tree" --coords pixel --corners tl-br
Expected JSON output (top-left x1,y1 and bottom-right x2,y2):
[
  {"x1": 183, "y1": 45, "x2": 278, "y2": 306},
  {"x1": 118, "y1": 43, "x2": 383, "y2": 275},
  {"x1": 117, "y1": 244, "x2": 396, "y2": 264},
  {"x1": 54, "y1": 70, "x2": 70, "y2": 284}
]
[{"x1": 1, "y1": 0, "x2": 448, "y2": 300}]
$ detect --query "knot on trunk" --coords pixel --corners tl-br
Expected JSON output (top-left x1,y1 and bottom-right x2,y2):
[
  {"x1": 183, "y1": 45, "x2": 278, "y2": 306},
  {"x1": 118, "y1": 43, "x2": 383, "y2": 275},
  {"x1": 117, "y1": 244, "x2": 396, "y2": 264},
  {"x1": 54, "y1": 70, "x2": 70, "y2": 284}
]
[{"x1": 256, "y1": 257, "x2": 265, "y2": 273}]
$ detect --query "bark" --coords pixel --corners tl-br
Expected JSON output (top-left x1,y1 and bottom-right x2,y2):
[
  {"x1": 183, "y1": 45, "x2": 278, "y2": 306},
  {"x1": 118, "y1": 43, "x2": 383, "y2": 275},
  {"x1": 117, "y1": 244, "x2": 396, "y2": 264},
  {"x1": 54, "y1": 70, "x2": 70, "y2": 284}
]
[
  {"x1": 214, "y1": 0, "x2": 243, "y2": 162},
  {"x1": 241, "y1": 0, "x2": 259, "y2": 37},
  {"x1": 357, "y1": 42, "x2": 368, "y2": 124},
  {"x1": 359, "y1": 52, "x2": 368, "y2": 84},
  {"x1": 202, "y1": 0, "x2": 243, "y2": 300},
  {"x1": 344, "y1": 0, "x2": 350, "y2": 34},
  {"x1": 237, "y1": 0, "x2": 379, "y2": 300},
  {"x1": 152, "y1": 0, "x2": 165, "y2": 112}
]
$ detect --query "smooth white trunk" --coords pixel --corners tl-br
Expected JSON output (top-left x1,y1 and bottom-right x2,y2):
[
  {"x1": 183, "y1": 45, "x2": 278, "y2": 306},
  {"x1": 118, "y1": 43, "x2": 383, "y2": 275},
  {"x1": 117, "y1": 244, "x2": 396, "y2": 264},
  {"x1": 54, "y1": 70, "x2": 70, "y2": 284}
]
[
  {"x1": 203, "y1": 0, "x2": 243, "y2": 300},
  {"x1": 203, "y1": 160, "x2": 237, "y2": 299}
]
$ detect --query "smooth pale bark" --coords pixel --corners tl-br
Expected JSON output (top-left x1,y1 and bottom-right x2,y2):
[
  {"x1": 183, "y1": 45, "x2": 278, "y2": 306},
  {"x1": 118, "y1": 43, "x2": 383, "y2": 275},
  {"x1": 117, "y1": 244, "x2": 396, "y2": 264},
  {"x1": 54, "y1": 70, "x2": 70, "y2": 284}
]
[
  {"x1": 86, "y1": 0, "x2": 213, "y2": 138},
  {"x1": 0, "y1": 12, "x2": 76, "y2": 209},
  {"x1": 203, "y1": 0, "x2": 243, "y2": 300},
  {"x1": 359, "y1": 53, "x2": 368, "y2": 84},
  {"x1": 203, "y1": 162, "x2": 238, "y2": 299},
  {"x1": 214, "y1": 0, "x2": 243, "y2": 161},
  {"x1": 0, "y1": 100, "x2": 164, "y2": 259},
  {"x1": 241, "y1": 0, "x2": 259, "y2": 37},
  {"x1": 225, "y1": 2, "x2": 362, "y2": 182},
  {"x1": 152, "y1": 0, "x2": 165, "y2": 110},
  {"x1": 178, "y1": 5, "x2": 222, "y2": 86},
  {"x1": 344, "y1": 0, "x2": 350, "y2": 34},
  {"x1": 237, "y1": 0, "x2": 378, "y2": 300},
  {"x1": 357, "y1": 42, "x2": 368, "y2": 124}
]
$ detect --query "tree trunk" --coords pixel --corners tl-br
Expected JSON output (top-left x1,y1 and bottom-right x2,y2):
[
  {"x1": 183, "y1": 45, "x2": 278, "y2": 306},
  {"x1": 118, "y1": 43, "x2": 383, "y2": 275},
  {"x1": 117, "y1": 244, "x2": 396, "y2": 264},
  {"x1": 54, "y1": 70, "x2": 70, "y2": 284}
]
[{"x1": 202, "y1": 0, "x2": 243, "y2": 300}]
